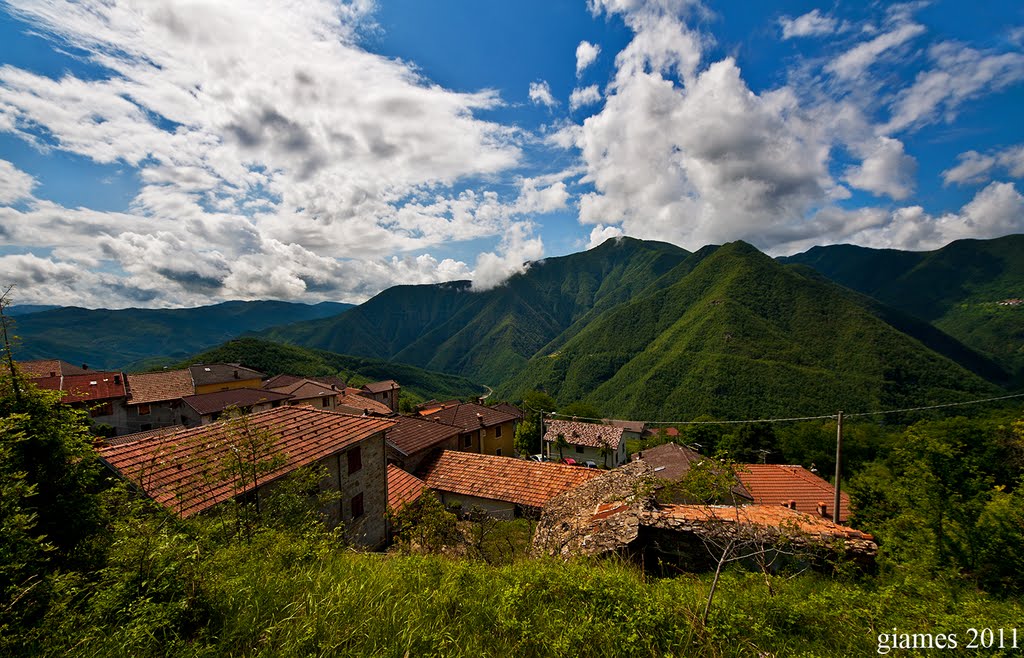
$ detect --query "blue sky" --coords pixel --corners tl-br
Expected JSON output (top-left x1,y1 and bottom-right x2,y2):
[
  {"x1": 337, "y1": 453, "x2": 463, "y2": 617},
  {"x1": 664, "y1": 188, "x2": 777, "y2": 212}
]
[{"x1": 0, "y1": 0, "x2": 1022, "y2": 308}]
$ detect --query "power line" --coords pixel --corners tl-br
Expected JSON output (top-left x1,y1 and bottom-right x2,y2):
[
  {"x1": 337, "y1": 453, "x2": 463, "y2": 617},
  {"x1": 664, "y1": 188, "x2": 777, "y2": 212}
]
[{"x1": 535, "y1": 391, "x2": 1024, "y2": 427}]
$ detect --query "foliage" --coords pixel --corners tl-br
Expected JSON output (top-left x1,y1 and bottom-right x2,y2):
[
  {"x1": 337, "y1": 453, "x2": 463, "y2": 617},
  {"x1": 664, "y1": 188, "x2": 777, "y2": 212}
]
[{"x1": 390, "y1": 492, "x2": 461, "y2": 555}]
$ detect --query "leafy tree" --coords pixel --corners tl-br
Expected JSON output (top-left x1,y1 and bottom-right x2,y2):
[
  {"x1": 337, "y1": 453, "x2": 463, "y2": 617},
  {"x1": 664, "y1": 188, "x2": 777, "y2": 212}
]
[
  {"x1": 558, "y1": 401, "x2": 602, "y2": 420},
  {"x1": 390, "y1": 491, "x2": 460, "y2": 554},
  {"x1": 553, "y1": 433, "x2": 569, "y2": 462}
]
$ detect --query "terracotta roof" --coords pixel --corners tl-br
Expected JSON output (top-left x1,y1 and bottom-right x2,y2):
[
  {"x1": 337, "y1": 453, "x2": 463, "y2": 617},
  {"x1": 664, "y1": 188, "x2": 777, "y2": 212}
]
[
  {"x1": 98, "y1": 406, "x2": 395, "y2": 518},
  {"x1": 265, "y1": 378, "x2": 338, "y2": 400},
  {"x1": 262, "y1": 374, "x2": 303, "y2": 389},
  {"x1": 337, "y1": 393, "x2": 393, "y2": 416},
  {"x1": 643, "y1": 426, "x2": 680, "y2": 438},
  {"x1": 635, "y1": 442, "x2": 705, "y2": 481},
  {"x1": 418, "y1": 450, "x2": 601, "y2": 509},
  {"x1": 425, "y1": 402, "x2": 518, "y2": 431},
  {"x1": 311, "y1": 375, "x2": 347, "y2": 389},
  {"x1": 362, "y1": 380, "x2": 399, "y2": 394},
  {"x1": 127, "y1": 370, "x2": 195, "y2": 405},
  {"x1": 544, "y1": 419, "x2": 625, "y2": 451},
  {"x1": 188, "y1": 363, "x2": 265, "y2": 386},
  {"x1": 42, "y1": 372, "x2": 128, "y2": 403},
  {"x1": 385, "y1": 415, "x2": 462, "y2": 456},
  {"x1": 103, "y1": 425, "x2": 186, "y2": 447},
  {"x1": 180, "y1": 388, "x2": 293, "y2": 416},
  {"x1": 651, "y1": 504, "x2": 874, "y2": 541},
  {"x1": 18, "y1": 359, "x2": 89, "y2": 379},
  {"x1": 605, "y1": 419, "x2": 645, "y2": 434},
  {"x1": 387, "y1": 465, "x2": 426, "y2": 511},
  {"x1": 736, "y1": 464, "x2": 851, "y2": 522},
  {"x1": 492, "y1": 402, "x2": 524, "y2": 419}
]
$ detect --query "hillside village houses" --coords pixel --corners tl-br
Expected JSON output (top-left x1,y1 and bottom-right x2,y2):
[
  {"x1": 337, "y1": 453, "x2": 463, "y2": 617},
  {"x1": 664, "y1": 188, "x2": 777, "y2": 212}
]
[{"x1": 16, "y1": 356, "x2": 873, "y2": 563}]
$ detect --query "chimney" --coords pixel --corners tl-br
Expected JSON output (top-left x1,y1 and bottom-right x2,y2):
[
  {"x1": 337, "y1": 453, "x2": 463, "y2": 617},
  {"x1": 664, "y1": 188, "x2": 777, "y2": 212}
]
[
  {"x1": 817, "y1": 502, "x2": 828, "y2": 518},
  {"x1": 233, "y1": 369, "x2": 239, "y2": 379},
  {"x1": 788, "y1": 500, "x2": 797, "y2": 510},
  {"x1": 114, "y1": 375, "x2": 121, "y2": 385},
  {"x1": 477, "y1": 412, "x2": 484, "y2": 426}
]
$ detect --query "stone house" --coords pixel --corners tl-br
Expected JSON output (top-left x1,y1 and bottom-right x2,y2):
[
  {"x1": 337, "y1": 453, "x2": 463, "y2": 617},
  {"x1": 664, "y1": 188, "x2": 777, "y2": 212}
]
[
  {"x1": 360, "y1": 380, "x2": 400, "y2": 412},
  {"x1": 97, "y1": 406, "x2": 395, "y2": 548},
  {"x1": 544, "y1": 419, "x2": 627, "y2": 467},
  {"x1": 385, "y1": 414, "x2": 464, "y2": 473},
  {"x1": 122, "y1": 369, "x2": 196, "y2": 434},
  {"x1": 178, "y1": 388, "x2": 293, "y2": 426},
  {"x1": 422, "y1": 402, "x2": 518, "y2": 457},
  {"x1": 189, "y1": 364, "x2": 265, "y2": 394}
]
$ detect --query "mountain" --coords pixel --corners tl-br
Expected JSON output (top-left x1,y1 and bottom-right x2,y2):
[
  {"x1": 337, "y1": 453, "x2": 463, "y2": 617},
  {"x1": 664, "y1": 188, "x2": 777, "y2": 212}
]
[
  {"x1": 181, "y1": 338, "x2": 484, "y2": 404},
  {"x1": 260, "y1": 237, "x2": 690, "y2": 383},
  {"x1": 6, "y1": 304, "x2": 62, "y2": 316},
  {"x1": 12, "y1": 300, "x2": 352, "y2": 370},
  {"x1": 497, "y1": 241, "x2": 1003, "y2": 419},
  {"x1": 780, "y1": 235, "x2": 1024, "y2": 382}
]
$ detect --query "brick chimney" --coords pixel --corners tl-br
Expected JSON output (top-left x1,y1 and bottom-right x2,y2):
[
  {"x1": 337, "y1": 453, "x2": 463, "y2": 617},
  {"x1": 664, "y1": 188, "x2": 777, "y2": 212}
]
[{"x1": 816, "y1": 501, "x2": 828, "y2": 517}]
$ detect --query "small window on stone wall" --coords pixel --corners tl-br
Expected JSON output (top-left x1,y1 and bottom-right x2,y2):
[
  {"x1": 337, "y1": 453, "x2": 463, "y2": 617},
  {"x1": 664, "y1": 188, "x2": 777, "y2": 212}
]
[
  {"x1": 575, "y1": 445, "x2": 584, "y2": 454},
  {"x1": 351, "y1": 492, "x2": 364, "y2": 519},
  {"x1": 347, "y1": 446, "x2": 362, "y2": 474}
]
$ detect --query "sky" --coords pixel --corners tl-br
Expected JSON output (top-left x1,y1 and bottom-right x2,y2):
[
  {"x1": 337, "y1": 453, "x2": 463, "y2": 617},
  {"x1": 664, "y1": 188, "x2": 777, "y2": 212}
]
[{"x1": 0, "y1": 0, "x2": 1022, "y2": 309}]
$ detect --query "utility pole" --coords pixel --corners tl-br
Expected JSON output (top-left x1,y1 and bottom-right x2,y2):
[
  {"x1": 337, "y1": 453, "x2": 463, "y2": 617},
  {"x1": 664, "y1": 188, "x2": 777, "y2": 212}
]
[{"x1": 833, "y1": 410, "x2": 843, "y2": 524}]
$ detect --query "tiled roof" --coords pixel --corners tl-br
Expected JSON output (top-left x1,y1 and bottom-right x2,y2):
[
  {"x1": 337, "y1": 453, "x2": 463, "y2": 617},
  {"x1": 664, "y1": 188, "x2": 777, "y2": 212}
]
[
  {"x1": 103, "y1": 425, "x2": 186, "y2": 447},
  {"x1": 652, "y1": 504, "x2": 873, "y2": 541},
  {"x1": 262, "y1": 374, "x2": 304, "y2": 389},
  {"x1": 45, "y1": 372, "x2": 128, "y2": 403},
  {"x1": 426, "y1": 402, "x2": 518, "y2": 431},
  {"x1": 492, "y1": 402, "x2": 524, "y2": 419},
  {"x1": 311, "y1": 375, "x2": 347, "y2": 389},
  {"x1": 362, "y1": 380, "x2": 399, "y2": 394},
  {"x1": 635, "y1": 442, "x2": 752, "y2": 501},
  {"x1": 605, "y1": 419, "x2": 645, "y2": 433},
  {"x1": 385, "y1": 415, "x2": 462, "y2": 456},
  {"x1": 18, "y1": 359, "x2": 89, "y2": 379},
  {"x1": 337, "y1": 393, "x2": 393, "y2": 416},
  {"x1": 265, "y1": 378, "x2": 338, "y2": 400},
  {"x1": 188, "y1": 363, "x2": 266, "y2": 386},
  {"x1": 544, "y1": 419, "x2": 625, "y2": 451},
  {"x1": 126, "y1": 370, "x2": 195, "y2": 405},
  {"x1": 736, "y1": 464, "x2": 851, "y2": 522},
  {"x1": 387, "y1": 464, "x2": 426, "y2": 511},
  {"x1": 98, "y1": 406, "x2": 395, "y2": 518},
  {"x1": 181, "y1": 388, "x2": 293, "y2": 416},
  {"x1": 643, "y1": 426, "x2": 680, "y2": 438},
  {"x1": 418, "y1": 450, "x2": 601, "y2": 509}
]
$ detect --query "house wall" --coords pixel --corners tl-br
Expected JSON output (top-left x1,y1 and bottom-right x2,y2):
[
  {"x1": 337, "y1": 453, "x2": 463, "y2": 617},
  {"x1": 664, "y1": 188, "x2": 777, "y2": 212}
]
[
  {"x1": 456, "y1": 429, "x2": 480, "y2": 454},
  {"x1": 194, "y1": 378, "x2": 262, "y2": 395},
  {"x1": 396, "y1": 435, "x2": 460, "y2": 474},
  {"x1": 479, "y1": 420, "x2": 516, "y2": 457},
  {"x1": 436, "y1": 491, "x2": 516, "y2": 520},
  {"x1": 289, "y1": 395, "x2": 337, "y2": 411},
  {"x1": 545, "y1": 441, "x2": 627, "y2": 467},
  {"x1": 123, "y1": 400, "x2": 183, "y2": 434},
  {"x1": 320, "y1": 432, "x2": 388, "y2": 548},
  {"x1": 88, "y1": 398, "x2": 131, "y2": 435}
]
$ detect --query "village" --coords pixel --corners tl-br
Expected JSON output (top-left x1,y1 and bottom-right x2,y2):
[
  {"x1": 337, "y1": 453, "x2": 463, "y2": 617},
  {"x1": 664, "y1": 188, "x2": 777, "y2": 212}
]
[{"x1": 18, "y1": 358, "x2": 877, "y2": 567}]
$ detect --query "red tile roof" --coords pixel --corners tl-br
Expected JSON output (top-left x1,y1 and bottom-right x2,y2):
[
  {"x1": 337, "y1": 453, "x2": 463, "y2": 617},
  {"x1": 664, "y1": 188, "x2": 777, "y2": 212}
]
[
  {"x1": 32, "y1": 372, "x2": 127, "y2": 403},
  {"x1": 97, "y1": 406, "x2": 394, "y2": 518},
  {"x1": 265, "y1": 378, "x2": 338, "y2": 400},
  {"x1": 126, "y1": 370, "x2": 195, "y2": 405},
  {"x1": 18, "y1": 359, "x2": 89, "y2": 379},
  {"x1": 605, "y1": 419, "x2": 645, "y2": 434},
  {"x1": 362, "y1": 380, "x2": 399, "y2": 394},
  {"x1": 544, "y1": 419, "x2": 625, "y2": 451},
  {"x1": 337, "y1": 393, "x2": 393, "y2": 416},
  {"x1": 103, "y1": 425, "x2": 186, "y2": 447},
  {"x1": 425, "y1": 402, "x2": 518, "y2": 431},
  {"x1": 188, "y1": 364, "x2": 266, "y2": 386},
  {"x1": 262, "y1": 374, "x2": 304, "y2": 389},
  {"x1": 180, "y1": 388, "x2": 293, "y2": 416},
  {"x1": 736, "y1": 464, "x2": 851, "y2": 522},
  {"x1": 418, "y1": 450, "x2": 601, "y2": 509},
  {"x1": 387, "y1": 464, "x2": 426, "y2": 511},
  {"x1": 385, "y1": 415, "x2": 462, "y2": 456},
  {"x1": 492, "y1": 402, "x2": 524, "y2": 419}
]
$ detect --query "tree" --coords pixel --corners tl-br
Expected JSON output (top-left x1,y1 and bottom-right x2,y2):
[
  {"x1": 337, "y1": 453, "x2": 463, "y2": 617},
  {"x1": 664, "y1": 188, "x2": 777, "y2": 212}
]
[
  {"x1": 389, "y1": 491, "x2": 459, "y2": 554},
  {"x1": 553, "y1": 433, "x2": 569, "y2": 462},
  {"x1": 213, "y1": 408, "x2": 286, "y2": 540},
  {"x1": 514, "y1": 390, "x2": 556, "y2": 456},
  {"x1": 559, "y1": 401, "x2": 602, "y2": 420}
]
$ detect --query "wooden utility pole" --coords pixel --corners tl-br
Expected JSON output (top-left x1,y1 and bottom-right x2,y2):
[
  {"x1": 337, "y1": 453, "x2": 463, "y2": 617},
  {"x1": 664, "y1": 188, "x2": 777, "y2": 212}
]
[{"x1": 833, "y1": 411, "x2": 843, "y2": 524}]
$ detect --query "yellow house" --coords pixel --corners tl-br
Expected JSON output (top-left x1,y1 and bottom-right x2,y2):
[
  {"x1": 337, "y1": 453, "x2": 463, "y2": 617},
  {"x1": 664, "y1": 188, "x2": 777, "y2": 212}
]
[{"x1": 423, "y1": 402, "x2": 519, "y2": 458}]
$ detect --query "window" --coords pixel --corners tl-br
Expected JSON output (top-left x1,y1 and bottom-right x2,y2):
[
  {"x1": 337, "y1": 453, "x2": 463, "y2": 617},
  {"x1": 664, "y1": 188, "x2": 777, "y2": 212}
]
[
  {"x1": 495, "y1": 448, "x2": 502, "y2": 456},
  {"x1": 351, "y1": 493, "x2": 364, "y2": 519},
  {"x1": 575, "y1": 445, "x2": 584, "y2": 454},
  {"x1": 347, "y1": 446, "x2": 362, "y2": 475},
  {"x1": 462, "y1": 433, "x2": 472, "y2": 448},
  {"x1": 495, "y1": 425, "x2": 502, "y2": 438},
  {"x1": 137, "y1": 403, "x2": 151, "y2": 416},
  {"x1": 321, "y1": 397, "x2": 330, "y2": 408},
  {"x1": 90, "y1": 401, "x2": 113, "y2": 417}
]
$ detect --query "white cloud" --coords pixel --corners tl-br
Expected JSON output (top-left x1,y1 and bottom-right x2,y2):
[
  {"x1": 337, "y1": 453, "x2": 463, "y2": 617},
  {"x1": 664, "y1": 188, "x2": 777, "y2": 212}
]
[
  {"x1": 576, "y1": 41, "x2": 601, "y2": 76},
  {"x1": 826, "y1": 22, "x2": 926, "y2": 80},
  {"x1": 885, "y1": 43, "x2": 1024, "y2": 132},
  {"x1": 569, "y1": 84, "x2": 602, "y2": 111},
  {"x1": 943, "y1": 144, "x2": 1024, "y2": 186},
  {"x1": 843, "y1": 136, "x2": 917, "y2": 200},
  {"x1": 514, "y1": 178, "x2": 569, "y2": 215},
  {"x1": 529, "y1": 80, "x2": 558, "y2": 107},
  {"x1": 780, "y1": 10, "x2": 837, "y2": 40},
  {"x1": 587, "y1": 224, "x2": 624, "y2": 249},
  {"x1": 472, "y1": 222, "x2": 544, "y2": 291},
  {"x1": 0, "y1": 159, "x2": 36, "y2": 203}
]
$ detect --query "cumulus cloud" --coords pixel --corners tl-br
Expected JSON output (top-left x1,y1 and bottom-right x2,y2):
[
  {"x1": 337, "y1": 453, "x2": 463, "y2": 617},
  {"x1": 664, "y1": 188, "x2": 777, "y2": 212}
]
[
  {"x1": 779, "y1": 10, "x2": 837, "y2": 40},
  {"x1": 569, "y1": 84, "x2": 602, "y2": 111},
  {"x1": 843, "y1": 137, "x2": 917, "y2": 200},
  {"x1": 529, "y1": 80, "x2": 558, "y2": 107},
  {"x1": 943, "y1": 144, "x2": 1024, "y2": 186},
  {"x1": 472, "y1": 222, "x2": 544, "y2": 291},
  {"x1": 576, "y1": 41, "x2": 601, "y2": 75},
  {"x1": 0, "y1": 0, "x2": 530, "y2": 306},
  {"x1": 0, "y1": 159, "x2": 36, "y2": 203},
  {"x1": 587, "y1": 224, "x2": 624, "y2": 249}
]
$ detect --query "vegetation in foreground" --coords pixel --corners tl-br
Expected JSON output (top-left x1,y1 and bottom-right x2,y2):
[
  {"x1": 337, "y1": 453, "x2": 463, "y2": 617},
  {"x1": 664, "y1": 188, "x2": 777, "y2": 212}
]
[{"x1": 3, "y1": 367, "x2": 1024, "y2": 657}]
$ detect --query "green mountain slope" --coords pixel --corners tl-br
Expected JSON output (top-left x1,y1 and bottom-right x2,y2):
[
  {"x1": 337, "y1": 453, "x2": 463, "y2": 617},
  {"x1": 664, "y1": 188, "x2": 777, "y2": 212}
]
[
  {"x1": 181, "y1": 338, "x2": 484, "y2": 404},
  {"x1": 781, "y1": 235, "x2": 1024, "y2": 380},
  {"x1": 13, "y1": 300, "x2": 352, "y2": 369},
  {"x1": 260, "y1": 237, "x2": 690, "y2": 383},
  {"x1": 498, "y1": 242, "x2": 1002, "y2": 420}
]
